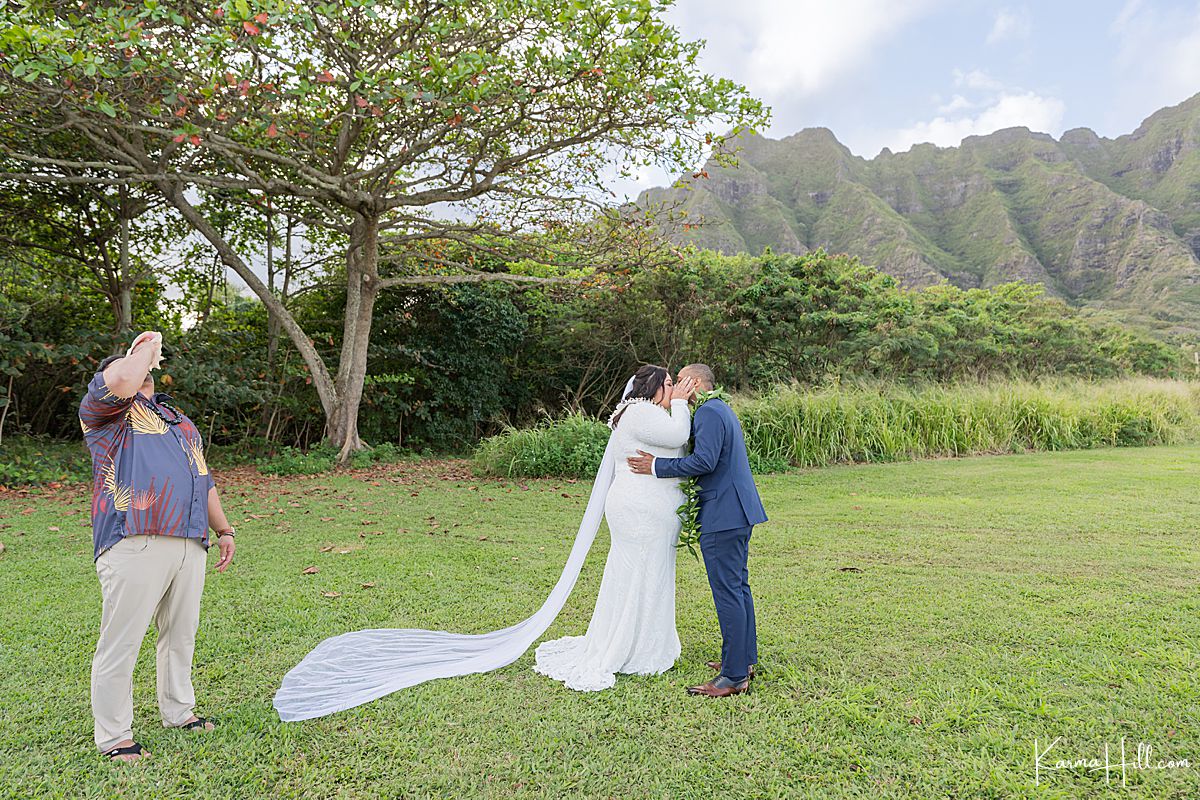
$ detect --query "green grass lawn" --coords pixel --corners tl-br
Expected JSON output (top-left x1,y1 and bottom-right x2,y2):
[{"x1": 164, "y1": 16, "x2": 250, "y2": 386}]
[{"x1": 1, "y1": 447, "x2": 1198, "y2": 799}]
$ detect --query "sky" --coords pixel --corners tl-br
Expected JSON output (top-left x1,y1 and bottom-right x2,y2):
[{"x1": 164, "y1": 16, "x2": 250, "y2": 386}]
[
  {"x1": 615, "y1": 0, "x2": 1200, "y2": 196},
  {"x1": 215, "y1": 0, "x2": 1200, "y2": 290}
]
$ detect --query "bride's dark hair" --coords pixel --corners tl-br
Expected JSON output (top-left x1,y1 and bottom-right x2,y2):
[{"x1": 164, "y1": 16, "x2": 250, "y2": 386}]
[{"x1": 611, "y1": 364, "x2": 669, "y2": 427}]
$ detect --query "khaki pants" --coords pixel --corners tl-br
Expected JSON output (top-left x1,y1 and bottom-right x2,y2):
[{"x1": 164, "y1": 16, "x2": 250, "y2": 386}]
[{"x1": 91, "y1": 534, "x2": 206, "y2": 751}]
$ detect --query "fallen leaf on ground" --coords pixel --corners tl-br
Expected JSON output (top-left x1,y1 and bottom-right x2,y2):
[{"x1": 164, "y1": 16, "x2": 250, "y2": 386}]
[
  {"x1": 49, "y1": 526, "x2": 60, "y2": 531},
  {"x1": 360, "y1": 582, "x2": 375, "y2": 589},
  {"x1": 320, "y1": 516, "x2": 334, "y2": 522},
  {"x1": 302, "y1": 566, "x2": 319, "y2": 574},
  {"x1": 322, "y1": 591, "x2": 341, "y2": 598},
  {"x1": 837, "y1": 566, "x2": 863, "y2": 573},
  {"x1": 319, "y1": 545, "x2": 334, "y2": 553}
]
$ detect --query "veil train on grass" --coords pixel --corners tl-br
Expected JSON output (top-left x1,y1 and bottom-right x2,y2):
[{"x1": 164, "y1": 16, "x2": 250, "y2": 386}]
[{"x1": 273, "y1": 378, "x2": 634, "y2": 722}]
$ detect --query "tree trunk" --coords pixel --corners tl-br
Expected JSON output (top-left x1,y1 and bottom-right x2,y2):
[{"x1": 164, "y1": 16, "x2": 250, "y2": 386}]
[
  {"x1": 327, "y1": 212, "x2": 381, "y2": 464},
  {"x1": 116, "y1": 285, "x2": 132, "y2": 336},
  {"x1": 259, "y1": 207, "x2": 280, "y2": 438},
  {"x1": 159, "y1": 183, "x2": 340, "y2": 424},
  {"x1": 116, "y1": 204, "x2": 133, "y2": 334},
  {"x1": 264, "y1": 215, "x2": 292, "y2": 373}
]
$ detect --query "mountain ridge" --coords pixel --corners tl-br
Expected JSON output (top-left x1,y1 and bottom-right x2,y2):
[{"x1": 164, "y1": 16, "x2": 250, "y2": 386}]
[{"x1": 639, "y1": 93, "x2": 1200, "y2": 334}]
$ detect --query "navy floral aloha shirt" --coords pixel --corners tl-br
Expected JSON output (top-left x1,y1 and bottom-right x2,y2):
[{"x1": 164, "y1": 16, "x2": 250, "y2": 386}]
[{"x1": 79, "y1": 371, "x2": 214, "y2": 560}]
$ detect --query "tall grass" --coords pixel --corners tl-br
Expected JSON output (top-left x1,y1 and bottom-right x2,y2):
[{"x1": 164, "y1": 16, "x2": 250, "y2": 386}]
[
  {"x1": 740, "y1": 378, "x2": 1200, "y2": 468},
  {"x1": 472, "y1": 378, "x2": 1200, "y2": 477}
]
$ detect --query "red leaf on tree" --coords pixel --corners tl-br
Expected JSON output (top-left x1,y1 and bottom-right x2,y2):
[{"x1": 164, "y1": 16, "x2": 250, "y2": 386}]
[
  {"x1": 173, "y1": 133, "x2": 186, "y2": 143},
  {"x1": 354, "y1": 95, "x2": 368, "y2": 108},
  {"x1": 242, "y1": 20, "x2": 260, "y2": 35},
  {"x1": 238, "y1": 80, "x2": 250, "y2": 97},
  {"x1": 213, "y1": 7, "x2": 224, "y2": 17},
  {"x1": 175, "y1": 106, "x2": 188, "y2": 117},
  {"x1": 266, "y1": 121, "x2": 278, "y2": 137},
  {"x1": 254, "y1": 12, "x2": 268, "y2": 24},
  {"x1": 189, "y1": 134, "x2": 201, "y2": 146},
  {"x1": 447, "y1": 113, "x2": 462, "y2": 126},
  {"x1": 318, "y1": 71, "x2": 335, "y2": 83}
]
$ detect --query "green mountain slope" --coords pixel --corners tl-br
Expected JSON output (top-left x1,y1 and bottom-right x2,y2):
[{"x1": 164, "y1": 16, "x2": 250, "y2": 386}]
[{"x1": 641, "y1": 93, "x2": 1200, "y2": 333}]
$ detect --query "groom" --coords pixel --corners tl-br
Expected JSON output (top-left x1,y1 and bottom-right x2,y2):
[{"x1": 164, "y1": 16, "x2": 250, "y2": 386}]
[{"x1": 628, "y1": 364, "x2": 767, "y2": 698}]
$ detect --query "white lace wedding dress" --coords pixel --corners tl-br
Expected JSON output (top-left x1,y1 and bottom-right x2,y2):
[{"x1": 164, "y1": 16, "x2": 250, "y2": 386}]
[{"x1": 533, "y1": 397, "x2": 692, "y2": 691}]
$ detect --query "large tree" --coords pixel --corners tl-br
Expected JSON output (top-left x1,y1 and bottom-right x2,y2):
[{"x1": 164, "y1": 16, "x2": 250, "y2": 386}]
[{"x1": 0, "y1": 0, "x2": 765, "y2": 460}]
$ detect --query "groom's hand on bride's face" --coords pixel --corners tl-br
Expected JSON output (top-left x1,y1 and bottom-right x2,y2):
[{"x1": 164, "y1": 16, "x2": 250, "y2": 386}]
[
  {"x1": 628, "y1": 450, "x2": 655, "y2": 475},
  {"x1": 671, "y1": 376, "x2": 697, "y2": 402}
]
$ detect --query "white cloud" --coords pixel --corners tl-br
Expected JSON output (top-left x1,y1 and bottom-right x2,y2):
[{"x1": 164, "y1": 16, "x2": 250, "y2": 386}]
[
  {"x1": 670, "y1": 0, "x2": 945, "y2": 100},
  {"x1": 1112, "y1": 0, "x2": 1146, "y2": 31},
  {"x1": 878, "y1": 82, "x2": 1065, "y2": 153},
  {"x1": 986, "y1": 7, "x2": 1032, "y2": 45},
  {"x1": 953, "y1": 69, "x2": 1005, "y2": 91},
  {"x1": 936, "y1": 94, "x2": 976, "y2": 114}
]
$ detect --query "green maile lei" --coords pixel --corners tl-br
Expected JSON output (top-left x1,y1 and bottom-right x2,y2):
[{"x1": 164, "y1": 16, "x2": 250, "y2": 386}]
[{"x1": 675, "y1": 386, "x2": 730, "y2": 561}]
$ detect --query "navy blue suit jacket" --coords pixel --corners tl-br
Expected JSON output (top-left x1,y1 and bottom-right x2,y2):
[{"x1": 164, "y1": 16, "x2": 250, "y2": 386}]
[{"x1": 653, "y1": 398, "x2": 767, "y2": 534}]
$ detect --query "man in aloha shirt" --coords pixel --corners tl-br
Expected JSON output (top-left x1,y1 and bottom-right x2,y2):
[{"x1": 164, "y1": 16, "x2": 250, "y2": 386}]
[{"x1": 80, "y1": 331, "x2": 238, "y2": 763}]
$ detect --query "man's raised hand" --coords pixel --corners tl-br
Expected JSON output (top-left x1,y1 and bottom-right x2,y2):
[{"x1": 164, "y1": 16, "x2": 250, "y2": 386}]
[{"x1": 127, "y1": 331, "x2": 164, "y2": 370}]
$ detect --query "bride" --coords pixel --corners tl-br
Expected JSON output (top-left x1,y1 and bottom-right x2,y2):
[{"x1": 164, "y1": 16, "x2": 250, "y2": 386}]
[
  {"x1": 534, "y1": 364, "x2": 695, "y2": 691},
  {"x1": 273, "y1": 366, "x2": 696, "y2": 721}
]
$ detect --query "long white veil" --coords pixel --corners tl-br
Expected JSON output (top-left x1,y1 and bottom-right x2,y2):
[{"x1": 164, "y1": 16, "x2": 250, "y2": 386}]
[{"x1": 273, "y1": 377, "x2": 637, "y2": 721}]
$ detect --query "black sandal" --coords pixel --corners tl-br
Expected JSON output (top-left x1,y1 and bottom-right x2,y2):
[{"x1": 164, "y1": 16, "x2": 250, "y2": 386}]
[
  {"x1": 104, "y1": 743, "x2": 146, "y2": 760},
  {"x1": 181, "y1": 717, "x2": 213, "y2": 731}
]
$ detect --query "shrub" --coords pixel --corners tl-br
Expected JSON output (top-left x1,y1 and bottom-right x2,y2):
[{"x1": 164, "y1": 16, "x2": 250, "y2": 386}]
[
  {"x1": 0, "y1": 436, "x2": 90, "y2": 485},
  {"x1": 473, "y1": 414, "x2": 610, "y2": 479},
  {"x1": 255, "y1": 444, "x2": 338, "y2": 476},
  {"x1": 254, "y1": 440, "x2": 412, "y2": 476}
]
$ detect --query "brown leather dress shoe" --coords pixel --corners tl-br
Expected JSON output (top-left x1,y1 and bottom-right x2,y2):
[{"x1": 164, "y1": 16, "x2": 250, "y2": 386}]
[
  {"x1": 687, "y1": 676, "x2": 751, "y2": 697},
  {"x1": 706, "y1": 661, "x2": 756, "y2": 680}
]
